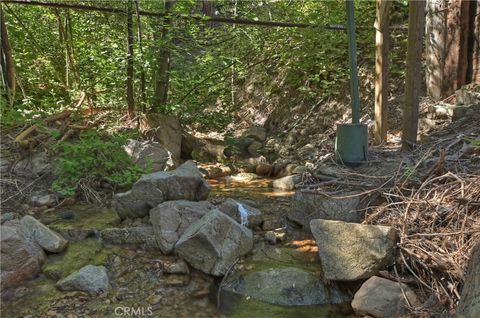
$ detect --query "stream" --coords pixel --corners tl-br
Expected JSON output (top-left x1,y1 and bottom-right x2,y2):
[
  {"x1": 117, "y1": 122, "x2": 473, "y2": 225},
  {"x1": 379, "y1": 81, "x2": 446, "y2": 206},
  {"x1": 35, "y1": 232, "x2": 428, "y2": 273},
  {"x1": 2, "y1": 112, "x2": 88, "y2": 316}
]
[{"x1": 1, "y1": 177, "x2": 353, "y2": 318}]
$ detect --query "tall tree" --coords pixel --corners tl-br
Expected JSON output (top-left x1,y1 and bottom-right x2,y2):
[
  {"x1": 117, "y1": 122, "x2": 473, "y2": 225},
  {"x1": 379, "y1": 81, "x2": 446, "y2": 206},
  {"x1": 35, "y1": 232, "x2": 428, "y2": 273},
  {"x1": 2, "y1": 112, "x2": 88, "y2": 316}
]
[
  {"x1": 373, "y1": 0, "x2": 391, "y2": 145},
  {"x1": 0, "y1": 6, "x2": 16, "y2": 105},
  {"x1": 402, "y1": 0, "x2": 426, "y2": 150},
  {"x1": 126, "y1": 0, "x2": 135, "y2": 118},
  {"x1": 134, "y1": 0, "x2": 146, "y2": 110},
  {"x1": 426, "y1": 0, "x2": 477, "y2": 100},
  {"x1": 152, "y1": 0, "x2": 175, "y2": 112}
]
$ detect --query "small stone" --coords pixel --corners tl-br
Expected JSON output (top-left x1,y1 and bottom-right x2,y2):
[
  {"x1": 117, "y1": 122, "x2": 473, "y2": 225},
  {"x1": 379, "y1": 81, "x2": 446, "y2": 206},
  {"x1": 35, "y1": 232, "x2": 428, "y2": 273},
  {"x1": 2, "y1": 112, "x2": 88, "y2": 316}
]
[
  {"x1": 352, "y1": 276, "x2": 419, "y2": 318},
  {"x1": 262, "y1": 218, "x2": 282, "y2": 231},
  {"x1": 164, "y1": 274, "x2": 190, "y2": 287},
  {"x1": 58, "y1": 211, "x2": 74, "y2": 220},
  {"x1": 272, "y1": 175, "x2": 301, "y2": 191},
  {"x1": 29, "y1": 194, "x2": 56, "y2": 207},
  {"x1": 56, "y1": 265, "x2": 110, "y2": 294},
  {"x1": 1, "y1": 212, "x2": 15, "y2": 224},
  {"x1": 163, "y1": 259, "x2": 190, "y2": 275},
  {"x1": 264, "y1": 231, "x2": 277, "y2": 245},
  {"x1": 275, "y1": 232, "x2": 287, "y2": 242},
  {"x1": 147, "y1": 294, "x2": 162, "y2": 305}
]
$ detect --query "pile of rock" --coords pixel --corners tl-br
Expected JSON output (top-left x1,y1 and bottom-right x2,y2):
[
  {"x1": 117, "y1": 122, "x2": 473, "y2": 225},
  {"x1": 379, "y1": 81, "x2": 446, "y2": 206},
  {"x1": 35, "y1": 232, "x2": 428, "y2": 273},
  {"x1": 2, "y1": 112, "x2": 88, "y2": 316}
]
[
  {"x1": 285, "y1": 183, "x2": 422, "y2": 317},
  {"x1": 110, "y1": 161, "x2": 256, "y2": 276},
  {"x1": 308, "y1": 217, "x2": 417, "y2": 317},
  {"x1": 1, "y1": 215, "x2": 68, "y2": 288}
]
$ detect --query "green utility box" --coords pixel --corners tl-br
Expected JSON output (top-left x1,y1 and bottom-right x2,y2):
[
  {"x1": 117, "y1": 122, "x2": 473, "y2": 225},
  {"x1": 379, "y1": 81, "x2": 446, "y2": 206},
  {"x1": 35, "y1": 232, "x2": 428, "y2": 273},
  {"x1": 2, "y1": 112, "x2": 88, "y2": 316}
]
[{"x1": 335, "y1": 123, "x2": 368, "y2": 165}]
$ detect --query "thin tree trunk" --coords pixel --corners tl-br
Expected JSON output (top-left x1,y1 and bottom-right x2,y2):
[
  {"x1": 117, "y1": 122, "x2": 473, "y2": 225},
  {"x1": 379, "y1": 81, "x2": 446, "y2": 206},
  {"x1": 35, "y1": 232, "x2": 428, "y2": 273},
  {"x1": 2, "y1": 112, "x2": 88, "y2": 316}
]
[
  {"x1": 0, "y1": 7, "x2": 16, "y2": 105},
  {"x1": 373, "y1": 0, "x2": 391, "y2": 145},
  {"x1": 53, "y1": 8, "x2": 69, "y2": 89},
  {"x1": 402, "y1": 0, "x2": 426, "y2": 150},
  {"x1": 65, "y1": 9, "x2": 80, "y2": 87},
  {"x1": 152, "y1": 0, "x2": 175, "y2": 112},
  {"x1": 126, "y1": 0, "x2": 135, "y2": 118},
  {"x1": 230, "y1": 0, "x2": 237, "y2": 109},
  {"x1": 134, "y1": 0, "x2": 147, "y2": 111}
]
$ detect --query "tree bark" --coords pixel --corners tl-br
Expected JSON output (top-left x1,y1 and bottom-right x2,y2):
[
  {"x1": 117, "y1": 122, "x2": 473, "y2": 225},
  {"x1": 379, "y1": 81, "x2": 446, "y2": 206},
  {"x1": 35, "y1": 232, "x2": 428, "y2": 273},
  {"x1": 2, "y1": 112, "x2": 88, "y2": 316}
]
[
  {"x1": 467, "y1": 0, "x2": 479, "y2": 84},
  {"x1": 126, "y1": 0, "x2": 135, "y2": 118},
  {"x1": 373, "y1": 0, "x2": 391, "y2": 145},
  {"x1": 1, "y1": 6, "x2": 16, "y2": 105},
  {"x1": 443, "y1": 0, "x2": 470, "y2": 95},
  {"x1": 152, "y1": 0, "x2": 175, "y2": 112},
  {"x1": 134, "y1": 0, "x2": 146, "y2": 111},
  {"x1": 425, "y1": 0, "x2": 446, "y2": 100},
  {"x1": 402, "y1": 0, "x2": 426, "y2": 150}
]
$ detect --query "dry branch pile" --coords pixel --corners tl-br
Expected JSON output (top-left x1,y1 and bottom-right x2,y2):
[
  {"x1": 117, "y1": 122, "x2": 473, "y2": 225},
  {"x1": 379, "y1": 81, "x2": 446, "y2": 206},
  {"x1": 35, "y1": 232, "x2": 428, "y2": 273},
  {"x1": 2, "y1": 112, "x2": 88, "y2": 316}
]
[{"x1": 369, "y1": 172, "x2": 480, "y2": 315}]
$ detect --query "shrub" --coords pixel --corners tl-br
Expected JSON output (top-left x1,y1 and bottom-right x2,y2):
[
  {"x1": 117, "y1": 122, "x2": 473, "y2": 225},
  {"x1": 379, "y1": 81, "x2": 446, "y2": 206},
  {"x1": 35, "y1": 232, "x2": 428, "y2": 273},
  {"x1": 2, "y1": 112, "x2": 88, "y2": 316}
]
[{"x1": 52, "y1": 129, "x2": 144, "y2": 197}]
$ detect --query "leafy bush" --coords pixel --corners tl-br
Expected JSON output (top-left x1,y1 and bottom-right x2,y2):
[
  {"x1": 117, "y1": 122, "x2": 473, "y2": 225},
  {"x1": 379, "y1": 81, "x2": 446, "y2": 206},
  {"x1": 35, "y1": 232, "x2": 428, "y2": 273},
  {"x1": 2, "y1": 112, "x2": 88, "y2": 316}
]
[{"x1": 52, "y1": 130, "x2": 144, "y2": 197}]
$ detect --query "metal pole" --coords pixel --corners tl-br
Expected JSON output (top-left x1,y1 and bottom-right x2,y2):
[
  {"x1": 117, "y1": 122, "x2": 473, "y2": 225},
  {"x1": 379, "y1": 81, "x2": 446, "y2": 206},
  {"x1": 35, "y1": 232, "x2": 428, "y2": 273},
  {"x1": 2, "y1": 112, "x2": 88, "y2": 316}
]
[{"x1": 346, "y1": 0, "x2": 360, "y2": 124}]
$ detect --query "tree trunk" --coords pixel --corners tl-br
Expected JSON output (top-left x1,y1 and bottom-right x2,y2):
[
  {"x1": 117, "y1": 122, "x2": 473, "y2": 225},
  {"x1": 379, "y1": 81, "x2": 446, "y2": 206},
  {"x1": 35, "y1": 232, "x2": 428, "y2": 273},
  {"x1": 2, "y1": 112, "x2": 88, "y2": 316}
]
[
  {"x1": 426, "y1": 0, "x2": 477, "y2": 99},
  {"x1": 152, "y1": 0, "x2": 175, "y2": 112},
  {"x1": 402, "y1": 0, "x2": 426, "y2": 150},
  {"x1": 467, "y1": 0, "x2": 479, "y2": 84},
  {"x1": 373, "y1": 0, "x2": 391, "y2": 145},
  {"x1": 134, "y1": 0, "x2": 147, "y2": 111},
  {"x1": 443, "y1": 0, "x2": 470, "y2": 95},
  {"x1": 126, "y1": 0, "x2": 135, "y2": 118},
  {"x1": 1, "y1": 6, "x2": 17, "y2": 105},
  {"x1": 425, "y1": 0, "x2": 446, "y2": 100}
]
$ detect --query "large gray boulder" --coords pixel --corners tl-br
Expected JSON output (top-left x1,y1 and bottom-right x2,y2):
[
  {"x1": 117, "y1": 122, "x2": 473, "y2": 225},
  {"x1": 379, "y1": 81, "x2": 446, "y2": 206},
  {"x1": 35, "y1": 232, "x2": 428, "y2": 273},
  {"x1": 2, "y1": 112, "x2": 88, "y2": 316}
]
[
  {"x1": 351, "y1": 276, "x2": 419, "y2": 318},
  {"x1": 113, "y1": 161, "x2": 211, "y2": 219},
  {"x1": 150, "y1": 200, "x2": 213, "y2": 254},
  {"x1": 0, "y1": 221, "x2": 46, "y2": 288},
  {"x1": 100, "y1": 226, "x2": 160, "y2": 249},
  {"x1": 124, "y1": 139, "x2": 174, "y2": 172},
  {"x1": 222, "y1": 267, "x2": 350, "y2": 306},
  {"x1": 56, "y1": 265, "x2": 110, "y2": 293},
  {"x1": 21, "y1": 215, "x2": 68, "y2": 253},
  {"x1": 175, "y1": 210, "x2": 253, "y2": 276},
  {"x1": 289, "y1": 191, "x2": 363, "y2": 230},
  {"x1": 457, "y1": 241, "x2": 480, "y2": 318},
  {"x1": 310, "y1": 220, "x2": 398, "y2": 281},
  {"x1": 216, "y1": 198, "x2": 262, "y2": 229},
  {"x1": 13, "y1": 151, "x2": 51, "y2": 177},
  {"x1": 140, "y1": 114, "x2": 182, "y2": 161}
]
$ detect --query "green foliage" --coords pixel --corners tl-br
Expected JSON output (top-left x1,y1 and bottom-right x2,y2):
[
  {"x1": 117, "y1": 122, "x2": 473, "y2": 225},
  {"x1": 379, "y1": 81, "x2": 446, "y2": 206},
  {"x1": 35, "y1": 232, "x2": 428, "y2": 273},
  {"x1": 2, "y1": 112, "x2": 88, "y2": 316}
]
[
  {"x1": 4, "y1": 0, "x2": 407, "y2": 131},
  {"x1": 464, "y1": 137, "x2": 480, "y2": 148},
  {"x1": 52, "y1": 129, "x2": 144, "y2": 197}
]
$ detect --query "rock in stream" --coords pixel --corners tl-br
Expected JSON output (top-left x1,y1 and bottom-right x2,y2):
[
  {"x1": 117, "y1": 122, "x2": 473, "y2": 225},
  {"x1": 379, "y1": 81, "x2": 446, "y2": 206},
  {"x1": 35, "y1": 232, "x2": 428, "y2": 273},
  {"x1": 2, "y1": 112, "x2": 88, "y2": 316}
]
[{"x1": 113, "y1": 161, "x2": 211, "y2": 219}]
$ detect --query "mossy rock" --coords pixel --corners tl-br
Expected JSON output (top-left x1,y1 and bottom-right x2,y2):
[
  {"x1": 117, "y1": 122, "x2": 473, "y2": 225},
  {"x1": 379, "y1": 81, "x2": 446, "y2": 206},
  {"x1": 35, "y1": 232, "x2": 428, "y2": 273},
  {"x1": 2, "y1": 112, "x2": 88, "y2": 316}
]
[
  {"x1": 46, "y1": 206, "x2": 120, "y2": 241},
  {"x1": 42, "y1": 238, "x2": 117, "y2": 280},
  {"x1": 225, "y1": 297, "x2": 352, "y2": 318}
]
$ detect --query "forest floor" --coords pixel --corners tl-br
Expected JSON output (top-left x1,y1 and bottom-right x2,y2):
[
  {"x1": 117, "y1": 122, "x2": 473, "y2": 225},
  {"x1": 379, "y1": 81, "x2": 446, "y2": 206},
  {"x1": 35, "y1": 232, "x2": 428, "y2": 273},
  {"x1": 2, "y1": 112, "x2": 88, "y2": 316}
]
[{"x1": 1, "y1": 87, "x2": 479, "y2": 317}]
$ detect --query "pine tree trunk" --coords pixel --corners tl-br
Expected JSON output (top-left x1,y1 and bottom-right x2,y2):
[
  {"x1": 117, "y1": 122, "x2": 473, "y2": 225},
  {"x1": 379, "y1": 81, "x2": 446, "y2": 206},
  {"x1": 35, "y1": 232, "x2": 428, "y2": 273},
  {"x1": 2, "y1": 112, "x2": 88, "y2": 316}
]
[
  {"x1": 373, "y1": 0, "x2": 391, "y2": 145},
  {"x1": 126, "y1": 0, "x2": 135, "y2": 118},
  {"x1": 402, "y1": 0, "x2": 426, "y2": 150},
  {"x1": 134, "y1": 0, "x2": 147, "y2": 111},
  {"x1": 152, "y1": 0, "x2": 175, "y2": 112},
  {"x1": 0, "y1": 7, "x2": 16, "y2": 105}
]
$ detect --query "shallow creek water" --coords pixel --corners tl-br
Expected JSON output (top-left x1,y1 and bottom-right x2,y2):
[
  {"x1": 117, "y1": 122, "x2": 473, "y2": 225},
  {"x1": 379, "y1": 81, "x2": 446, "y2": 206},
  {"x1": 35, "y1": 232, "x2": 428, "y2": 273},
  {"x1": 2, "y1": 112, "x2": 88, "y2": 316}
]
[{"x1": 1, "y1": 177, "x2": 353, "y2": 318}]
